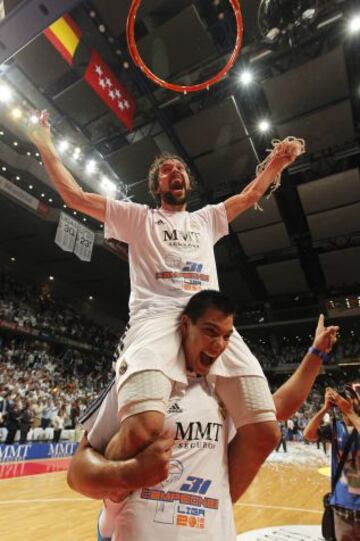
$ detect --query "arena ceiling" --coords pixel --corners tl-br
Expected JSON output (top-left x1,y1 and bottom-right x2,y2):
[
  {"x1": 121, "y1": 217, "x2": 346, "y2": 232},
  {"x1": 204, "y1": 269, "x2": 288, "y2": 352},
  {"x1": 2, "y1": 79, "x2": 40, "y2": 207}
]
[{"x1": 0, "y1": 0, "x2": 359, "y2": 324}]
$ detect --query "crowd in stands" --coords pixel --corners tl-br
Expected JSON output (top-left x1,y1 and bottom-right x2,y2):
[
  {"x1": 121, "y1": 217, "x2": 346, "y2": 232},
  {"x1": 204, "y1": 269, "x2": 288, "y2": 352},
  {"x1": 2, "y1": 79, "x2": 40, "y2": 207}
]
[
  {"x1": 0, "y1": 272, "x2": 117, "y2": 348},
  {"x1": 245, "y1": 322, "x2": 360, "y2": 370},
  {"x1": 0, "y1": 269, "x2": 359, "y2": 446},
  {"x1": 0, "y1": 334, "x2": 114, "y2": 444},
  {"x1": 1, "y1": 334, "x2": 356, "y2": 448},
  {"x1": 270, "y1": 368, "x2": 360, "y2": 453}
]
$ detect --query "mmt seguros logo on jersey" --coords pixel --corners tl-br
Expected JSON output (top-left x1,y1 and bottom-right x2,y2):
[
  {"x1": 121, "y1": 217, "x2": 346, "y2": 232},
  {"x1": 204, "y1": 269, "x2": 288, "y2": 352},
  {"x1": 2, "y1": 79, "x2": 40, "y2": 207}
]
[
  {"x1": 162, "y1": 228, "x2": 201, "y2": 249},
  {"x1": 175, "y1": 420, "x2": 223, "y2": 450}
]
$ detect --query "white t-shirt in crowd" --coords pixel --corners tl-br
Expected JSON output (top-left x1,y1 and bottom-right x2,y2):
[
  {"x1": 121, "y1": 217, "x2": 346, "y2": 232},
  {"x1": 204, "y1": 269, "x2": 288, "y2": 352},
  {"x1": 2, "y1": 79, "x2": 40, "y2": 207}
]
[
  {"x1": 87, "y1": 376, "x2": 236, "y2": 541},
  {"x1": 105, "y1": 200, "x2": 228, "y2": 321}
]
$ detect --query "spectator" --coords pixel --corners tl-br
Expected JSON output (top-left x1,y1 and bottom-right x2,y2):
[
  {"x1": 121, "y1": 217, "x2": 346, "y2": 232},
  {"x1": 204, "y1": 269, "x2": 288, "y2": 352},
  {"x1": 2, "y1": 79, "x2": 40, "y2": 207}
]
[
  {"x1": 52, "y1": 405, "x2": 67, "y2": 443},
  {"x1": 40, "y1": 400, "x2": 52, "y2": 429},
  {"x1": 31, "y1": 398, "x2": 44, "y2": 428},
  {"x1": 5, "y1": 397, "x2": 20, "y2": 444},
  {"x1": 276, "y1": 422, "x2": 287, "y2": 452},
  {"x1": 19, "y1": 400, "x2": 33, "y2": 443},
  {"x1": 303, "y1": 385, "x2": 360, "y2": 541},
  {"x1": 70, "y1": 400, "x2": 80, "y2": 429}
]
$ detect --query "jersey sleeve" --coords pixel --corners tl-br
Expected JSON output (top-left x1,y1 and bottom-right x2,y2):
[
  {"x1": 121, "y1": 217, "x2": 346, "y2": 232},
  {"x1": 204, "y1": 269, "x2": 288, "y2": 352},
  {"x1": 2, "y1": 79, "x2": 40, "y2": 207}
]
[
  {"x1": 83, "y1": 382, "x2": 120, "y2": 453},
  {"x1": 194, "y1": 203, "x2": 229, "y2": 244},
  {"x1": 105, "y1": 199, "x2": 147, "y2": 243}
]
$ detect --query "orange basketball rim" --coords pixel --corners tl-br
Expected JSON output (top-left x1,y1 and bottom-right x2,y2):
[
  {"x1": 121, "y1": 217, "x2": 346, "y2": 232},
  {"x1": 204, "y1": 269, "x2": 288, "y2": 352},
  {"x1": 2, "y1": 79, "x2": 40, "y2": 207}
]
[{"x1": 126, "y1": 0, "x2": 243, "y2": 94}]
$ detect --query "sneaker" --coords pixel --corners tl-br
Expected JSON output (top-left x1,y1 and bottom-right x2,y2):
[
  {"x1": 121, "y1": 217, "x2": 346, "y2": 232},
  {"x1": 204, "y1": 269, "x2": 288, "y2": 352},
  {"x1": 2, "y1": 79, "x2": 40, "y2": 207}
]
[{"x1": 97, "y1": 517, "x2": 111, "y2": 541}]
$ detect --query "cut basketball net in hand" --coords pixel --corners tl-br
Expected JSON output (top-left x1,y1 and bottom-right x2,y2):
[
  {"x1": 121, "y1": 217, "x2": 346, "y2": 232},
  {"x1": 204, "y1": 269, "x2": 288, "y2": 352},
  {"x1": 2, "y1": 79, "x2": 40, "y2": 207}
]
[
  {"x1": 126, "y1": 0, "x2": 243, "y2": 93},
  {"x1": 255, "y1": 137, "x2": 306, "y2": 211}
]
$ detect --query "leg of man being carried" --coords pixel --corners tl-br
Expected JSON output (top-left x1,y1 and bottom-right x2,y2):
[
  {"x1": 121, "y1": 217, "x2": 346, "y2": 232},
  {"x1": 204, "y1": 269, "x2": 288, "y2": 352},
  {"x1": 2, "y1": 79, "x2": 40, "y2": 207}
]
[
  {"x1": 104, "y1": 370, "x2": 172, "y2": 462},
  {"x1": 216, "y1": 375, "x2": 280, "y2": 503}
]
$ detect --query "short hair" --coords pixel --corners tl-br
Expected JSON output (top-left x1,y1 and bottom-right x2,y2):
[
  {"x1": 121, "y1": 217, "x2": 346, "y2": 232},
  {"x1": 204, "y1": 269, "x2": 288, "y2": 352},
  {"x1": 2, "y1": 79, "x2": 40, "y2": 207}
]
[
  {"x1": 148, "y1": 153, "x2": 195, "y2": 203},
  {"x1": 182, "y1": 290, "x2": 236, "y2": 323}
]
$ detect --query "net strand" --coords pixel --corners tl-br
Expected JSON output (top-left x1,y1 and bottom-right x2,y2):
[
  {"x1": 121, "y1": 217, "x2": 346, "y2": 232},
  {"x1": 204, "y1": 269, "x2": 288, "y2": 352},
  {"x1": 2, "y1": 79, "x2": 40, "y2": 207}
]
[{"x1": 254, "y1": 136, "x2": 306, "y2": 211}]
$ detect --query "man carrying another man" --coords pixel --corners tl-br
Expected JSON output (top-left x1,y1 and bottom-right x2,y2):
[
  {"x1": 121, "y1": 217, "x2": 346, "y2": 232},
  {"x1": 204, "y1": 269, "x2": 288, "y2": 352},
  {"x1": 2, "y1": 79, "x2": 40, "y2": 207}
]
[
  {"x1": 68, "y1": 290, "x2": 339, "y2": 540},
  {"x1": 30, "y1": 113, "x2": 307, "y2": 497}
]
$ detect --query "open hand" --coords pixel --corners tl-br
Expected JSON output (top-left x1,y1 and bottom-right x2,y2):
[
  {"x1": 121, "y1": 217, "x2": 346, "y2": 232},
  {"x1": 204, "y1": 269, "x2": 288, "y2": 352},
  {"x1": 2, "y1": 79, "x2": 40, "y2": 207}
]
[{"x1": 27, "y1": 110, "x2": 52, "y2": 150}]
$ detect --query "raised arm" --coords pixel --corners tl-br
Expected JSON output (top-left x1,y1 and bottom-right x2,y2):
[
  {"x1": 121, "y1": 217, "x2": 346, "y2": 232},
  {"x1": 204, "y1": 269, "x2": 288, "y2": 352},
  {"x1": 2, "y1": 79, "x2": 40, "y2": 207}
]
[
  {"x1": 224, "y1": 138, "x2": 305, "y2": 223},
  {"x1": 273, "y1": 315, "x2": 339, "y2": 421},
  {"x1": 67, "y1": 432, "x2": 173, "y2": 501},
  {"x1": 331, "y1": 390, "x2": 360, "y2": 432},
  {"x1": 28, "y1": 112, "x2": 106, "y2": 222},
  {"x1": 303, "y1": 388, "x2": 333, "y2": 442},
  {"x1": 343, "y1": 410, "x2": 360, "y2": 432}
]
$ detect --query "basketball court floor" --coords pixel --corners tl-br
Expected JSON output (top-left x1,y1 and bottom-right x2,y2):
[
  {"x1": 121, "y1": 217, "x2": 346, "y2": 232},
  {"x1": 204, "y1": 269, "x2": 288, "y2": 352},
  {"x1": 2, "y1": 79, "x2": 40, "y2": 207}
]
[{"x1": 0, "y1": 442, "x2": 329, "y2": 540}]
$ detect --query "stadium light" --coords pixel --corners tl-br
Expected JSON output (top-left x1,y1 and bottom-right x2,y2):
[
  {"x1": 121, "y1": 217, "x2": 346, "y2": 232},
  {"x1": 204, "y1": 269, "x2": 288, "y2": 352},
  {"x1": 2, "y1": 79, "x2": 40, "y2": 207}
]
[
  {"x1": 0, "y1": 84, "x2": 13, "y2": 103},
  {"x1": 101, "y1": 176, "x2": 117, "y2": 194},
  {"x1": 86, "y1": 160, "x2": 97, "y2": 174},
  {"x1": 239, "y1": 70, "x2": 254, "y2": 86},
  {"x1": 58, "y1": 140, "x2": 69, "y2": 153},
  {"x1": 348, "y1": 14, "x2": 360, "y2": 34},
  {"x1": 30, "y1": 114, "x2": 39, "y2": 124},
  {"x1": 258, "y1": 119, "x2": 271, "y2": 132},
  {"x1": 11, "y1": 107, "x2": 23, "y2": 120},
  {"x1": 73, "y1": 147, "x2": 81, "y2": 160}
]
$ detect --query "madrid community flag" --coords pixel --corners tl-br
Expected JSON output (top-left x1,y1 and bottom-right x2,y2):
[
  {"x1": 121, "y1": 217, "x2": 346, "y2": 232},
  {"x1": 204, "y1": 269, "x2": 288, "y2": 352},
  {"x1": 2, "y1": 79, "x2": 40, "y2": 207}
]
[
  {"x1": 43, "y1": 14, "x2": 82, "y2": 65},
  {"x1": 84, "y1": 50, "x2": 135, "y2": 130}
]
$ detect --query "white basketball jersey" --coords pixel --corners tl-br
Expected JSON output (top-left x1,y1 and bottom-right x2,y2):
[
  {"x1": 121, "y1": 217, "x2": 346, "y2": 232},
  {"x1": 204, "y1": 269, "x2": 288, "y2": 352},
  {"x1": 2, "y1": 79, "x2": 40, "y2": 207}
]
[
  {"x1": 110, "y1": 375, "x2": 236, "y2": 540},
  {"x1": 105, "y1": 200, "x2": 228, "y2": 321}
]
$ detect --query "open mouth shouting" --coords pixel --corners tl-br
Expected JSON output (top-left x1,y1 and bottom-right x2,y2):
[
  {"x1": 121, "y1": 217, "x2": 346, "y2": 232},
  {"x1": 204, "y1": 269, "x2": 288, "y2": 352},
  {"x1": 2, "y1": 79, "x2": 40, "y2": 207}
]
[
  {"x1": 170, "y1": 177, "x2": 184, "y2": 192},
  {"x1": 199, "y1": 352, "x2": 217, "y2": 369}
]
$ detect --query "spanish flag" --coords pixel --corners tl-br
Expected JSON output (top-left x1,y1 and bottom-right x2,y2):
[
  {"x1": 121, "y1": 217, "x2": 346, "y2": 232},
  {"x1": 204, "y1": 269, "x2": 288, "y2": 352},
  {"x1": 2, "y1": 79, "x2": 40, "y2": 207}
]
[{"x1": 43, "y1": 14, "x2": 82, "y2": 66}]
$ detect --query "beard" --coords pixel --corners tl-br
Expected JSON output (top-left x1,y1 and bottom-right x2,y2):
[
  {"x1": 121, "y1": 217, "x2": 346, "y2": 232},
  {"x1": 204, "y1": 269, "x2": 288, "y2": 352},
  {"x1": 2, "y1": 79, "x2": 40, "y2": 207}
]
[{"x1": 162, "y1": 190, "x2": 189, "y2": 206}]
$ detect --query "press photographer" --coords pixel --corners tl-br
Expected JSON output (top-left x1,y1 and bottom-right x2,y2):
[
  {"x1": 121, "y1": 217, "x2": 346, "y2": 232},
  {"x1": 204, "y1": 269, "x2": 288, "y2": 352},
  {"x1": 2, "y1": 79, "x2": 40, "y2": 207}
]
[{"x1": 304, "y1": 384, "x2": 360, "y2": 541}]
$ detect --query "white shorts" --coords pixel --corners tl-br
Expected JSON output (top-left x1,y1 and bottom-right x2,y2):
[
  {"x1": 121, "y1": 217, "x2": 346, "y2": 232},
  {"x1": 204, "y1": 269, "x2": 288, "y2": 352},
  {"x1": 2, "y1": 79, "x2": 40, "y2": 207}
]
[
  {"x1": 114, "y1": 313, "x2": 265, "y2": 389},
  {"x1": 112, "y1": 313, "x2": 275, "y2": 428}
]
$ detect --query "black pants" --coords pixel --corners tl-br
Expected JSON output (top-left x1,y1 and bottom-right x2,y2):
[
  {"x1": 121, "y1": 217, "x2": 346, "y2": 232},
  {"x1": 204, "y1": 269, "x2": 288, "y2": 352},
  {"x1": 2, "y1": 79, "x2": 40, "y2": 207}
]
[
  {"x1": 276, "y1": 438, "x2": 287, "y2": 452},
  {"x1": 317, "y1": 439, "x2": 327, "y2": 454},
  {"x1": 5, "y1": 427, "x2": 18, "y2": 445},
  {"x1": 41, "y1": 418, "x2": 51, "y2": 429},
  {"x1": 20, "y1": 425, "x2": 30, "y2": 444},
  {"x1": 53, "y1": 429, "x2": 62, "y2": 443}
]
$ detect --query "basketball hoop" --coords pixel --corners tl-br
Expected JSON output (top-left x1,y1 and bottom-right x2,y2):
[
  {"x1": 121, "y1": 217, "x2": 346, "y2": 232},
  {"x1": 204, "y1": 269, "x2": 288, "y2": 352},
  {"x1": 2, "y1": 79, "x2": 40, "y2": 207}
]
[{"x1": 126, "y1": 0, "x2": 243, "y2": 93}]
